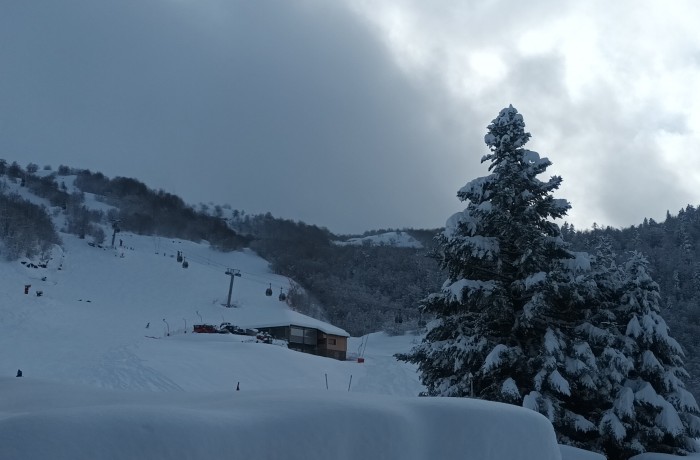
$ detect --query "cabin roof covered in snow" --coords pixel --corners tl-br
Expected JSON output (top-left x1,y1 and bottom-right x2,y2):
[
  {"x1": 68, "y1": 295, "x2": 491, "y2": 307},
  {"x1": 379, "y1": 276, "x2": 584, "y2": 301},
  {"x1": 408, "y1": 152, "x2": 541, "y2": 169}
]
[{"x1": 245, "y1": 309, "x2": 350, "y2": 337}]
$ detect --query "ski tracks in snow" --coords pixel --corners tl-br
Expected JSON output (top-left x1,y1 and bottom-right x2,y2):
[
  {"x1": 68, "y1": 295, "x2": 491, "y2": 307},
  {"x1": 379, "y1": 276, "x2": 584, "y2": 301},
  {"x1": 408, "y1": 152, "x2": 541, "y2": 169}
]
[
  {"x1": 353, "y1": 352, "x2": 423, "y2": 396},
  {"x1": 81, "y1": 345, "x2": 183, "y2": 392}
]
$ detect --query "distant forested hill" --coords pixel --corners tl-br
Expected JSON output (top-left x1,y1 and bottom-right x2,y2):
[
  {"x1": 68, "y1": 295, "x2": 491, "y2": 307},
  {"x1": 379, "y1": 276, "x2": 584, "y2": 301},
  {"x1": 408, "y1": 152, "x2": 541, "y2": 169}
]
[
  {"x1": 0, "y1": 161, "x2": 250, "y2": 260},
  {"x1": 3, "y1": 160, "x2": 700, "y2": 398},
  {"x1": 233, "y1": 208, "x2": 700, "y2": 398},
  {"x1": 228, "y1": 212, "x2": 444, "y2": 337}
]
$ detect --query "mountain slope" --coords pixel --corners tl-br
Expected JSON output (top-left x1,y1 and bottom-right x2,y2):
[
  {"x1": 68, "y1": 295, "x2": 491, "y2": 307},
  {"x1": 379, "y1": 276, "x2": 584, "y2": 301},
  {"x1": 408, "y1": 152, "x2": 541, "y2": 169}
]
[{"x1": 0, "y1": 228, "x2": 424, "y2": 395}]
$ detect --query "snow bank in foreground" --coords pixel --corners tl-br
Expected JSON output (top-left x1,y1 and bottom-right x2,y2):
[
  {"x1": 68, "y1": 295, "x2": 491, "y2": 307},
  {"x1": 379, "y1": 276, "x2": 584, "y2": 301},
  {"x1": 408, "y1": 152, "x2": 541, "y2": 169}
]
[
  {"x1": 0, "y1": 378, "x2": 560, "y2": 460},
  {"x1": 631, "y1": 454, "x2": 700, "y2": 459},
  {"x1": 560, "y1": 444, "x2": 606, "y2": 460}
]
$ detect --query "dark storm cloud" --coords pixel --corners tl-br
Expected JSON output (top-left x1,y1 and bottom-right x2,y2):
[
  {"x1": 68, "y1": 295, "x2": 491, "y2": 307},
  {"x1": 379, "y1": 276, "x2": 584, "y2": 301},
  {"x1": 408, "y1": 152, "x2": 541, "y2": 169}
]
[
  {"x1": 3, "y1": 0, "x2": 699, "y2": 234},
  {"x1": 0, "y1": 0, "x2": 467, "y2": 234}
]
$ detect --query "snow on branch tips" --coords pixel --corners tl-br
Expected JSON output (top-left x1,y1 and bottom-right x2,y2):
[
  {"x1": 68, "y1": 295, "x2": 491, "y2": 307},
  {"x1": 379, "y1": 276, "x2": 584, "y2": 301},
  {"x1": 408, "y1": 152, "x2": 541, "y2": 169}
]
[
  {"x1": 462, "y1": 236, "x2": 500, "y2": 259},
  {"x1": 523, "y1": 391, "x2": 541, "y2": 412},
  {"x1": 567, "y1": 411, "x2": 596, "y2": 433},
  {"x1": 600, "y1": 411, "x2": 627, "y2": 441},
  {"x1": 613, "y1": 387, "x2": 635, "y2": 420},
  {"x1": 442, "y1": 278, "x2": 497, "y2": 303},
  {"x1": 543, "y1": 328, "x2": 562, "y2": 354},
  {"x1": 525, "y1": 271, "x2": 547, "y2": 290},
  {"x1": 657, "y1": 401, "x2": 685, "y2": 436},
  {"x1": 501, "y1": 377, "x2": 521, "y2": 400},
  {"x1": 641, "y1": 350, "x2": 664, "y2": 373},
  {"x1": 548, "y1": 370, "x2": 571, "y2": 396},
  {"x1": 625, "y1": 315, "x2": 642, "y2": 339},
  {"x1": 521, "y1": 149, "x2": 551, "y2": 169},
  {"x1": 457, "y1": 175, "x2": 495, "y2": 203},
  {"x1": 635, "y1": 382, "x2": 664, "y2": 408},
  {"x1": 551, "y1": 199, "x2": 570, "y2": 213},
  {"x1": 483, "y1": 344, "x2": 509, "y2": 372},
  {"x1": 669, "y1": 387, "x2": 699, "y2": 413},
  {"x1": 444, "y1": 210, "x2": 478, "y2": 238}
]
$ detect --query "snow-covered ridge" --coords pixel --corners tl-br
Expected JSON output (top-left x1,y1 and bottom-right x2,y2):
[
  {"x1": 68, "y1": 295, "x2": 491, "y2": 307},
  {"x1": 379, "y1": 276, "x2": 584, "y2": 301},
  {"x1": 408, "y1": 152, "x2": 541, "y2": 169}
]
[{"x1": 334, "y1": 231, "x2": 423, "y2": 248}]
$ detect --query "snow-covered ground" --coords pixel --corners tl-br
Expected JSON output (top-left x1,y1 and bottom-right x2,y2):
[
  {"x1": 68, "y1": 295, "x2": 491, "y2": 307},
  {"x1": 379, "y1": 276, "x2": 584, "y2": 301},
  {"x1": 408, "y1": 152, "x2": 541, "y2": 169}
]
[
  {"x1": 0, "y1": 378, "x2": 563, "y2": 460},
  {"x1": 0, "y1": 228, "x2": 562, "y2": 459},
  {"x1": 0, "y1": 182, "x2": 691, "y2": 459},
  {"x1": 0, "y1": 227, "x2": 566, "y2": 459},
  {"x1": 334, "y1": 231, "x2": 423, "y2": 248},
  {"x1": 1, "y1": 233, "x2": 386, "y2": 393}
]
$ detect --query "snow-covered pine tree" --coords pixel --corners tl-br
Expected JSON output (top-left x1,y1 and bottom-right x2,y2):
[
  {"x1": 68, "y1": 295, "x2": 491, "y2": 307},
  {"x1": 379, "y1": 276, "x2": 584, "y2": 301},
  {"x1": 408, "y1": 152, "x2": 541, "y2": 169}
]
[
  {"x1": 569, "y1": 238, "x2": 631, "y2": 453},
  {"x1": 398, "y1": 106, "x2": 592, "y2": 431},
  {"x1": 524, "y1": 251, "x2": 604, "y2": 448},
  {"x1": 599, "y1": 251, "x2": 700, "y2": 457}
]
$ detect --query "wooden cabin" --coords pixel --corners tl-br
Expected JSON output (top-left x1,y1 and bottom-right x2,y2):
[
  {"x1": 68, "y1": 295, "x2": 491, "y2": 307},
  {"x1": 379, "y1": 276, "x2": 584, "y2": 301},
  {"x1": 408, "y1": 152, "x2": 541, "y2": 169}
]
[{"x1": 254, "y1": 323, "x2": 349, "y2": 361}]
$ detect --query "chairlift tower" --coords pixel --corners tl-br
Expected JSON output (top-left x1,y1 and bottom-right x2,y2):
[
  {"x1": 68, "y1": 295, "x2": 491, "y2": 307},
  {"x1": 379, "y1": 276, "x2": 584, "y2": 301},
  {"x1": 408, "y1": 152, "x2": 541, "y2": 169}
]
[
  {"x1": 225, "y1": 269, "x2": 241, "y2": 308},
  {"x1": 110, "y1": 220, "x2": 121, "y2": 248}
]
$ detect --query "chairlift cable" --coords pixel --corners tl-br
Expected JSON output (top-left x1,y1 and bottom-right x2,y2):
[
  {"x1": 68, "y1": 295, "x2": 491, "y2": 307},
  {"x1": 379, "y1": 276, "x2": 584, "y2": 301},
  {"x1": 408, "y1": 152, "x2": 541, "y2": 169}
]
[{"x1": 156, "y1": 238, "x2": 293, "y2": 291}]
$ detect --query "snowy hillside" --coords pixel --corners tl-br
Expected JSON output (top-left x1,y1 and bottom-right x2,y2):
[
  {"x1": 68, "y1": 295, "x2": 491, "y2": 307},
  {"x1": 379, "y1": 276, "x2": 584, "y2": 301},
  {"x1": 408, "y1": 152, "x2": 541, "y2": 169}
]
[
  {"x1": 0, "y1": 230, "x2": 568, "y2": 460},
  {"x1": 0, "y1": 231, "x2": 419, "y2": 393},
  {"x1": 334, "y1": 231, "x2": 423, "y2": 248},
  {"x1": 0, "y1": 178, "x2": 687, "y2": 459}
]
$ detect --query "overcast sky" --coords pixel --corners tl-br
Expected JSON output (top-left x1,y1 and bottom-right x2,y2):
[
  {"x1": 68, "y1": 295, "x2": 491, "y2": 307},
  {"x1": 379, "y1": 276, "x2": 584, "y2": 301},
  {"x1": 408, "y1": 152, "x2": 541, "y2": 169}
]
[{"x1": 2, "y1": 1, "x2": 699, "y2": 234}]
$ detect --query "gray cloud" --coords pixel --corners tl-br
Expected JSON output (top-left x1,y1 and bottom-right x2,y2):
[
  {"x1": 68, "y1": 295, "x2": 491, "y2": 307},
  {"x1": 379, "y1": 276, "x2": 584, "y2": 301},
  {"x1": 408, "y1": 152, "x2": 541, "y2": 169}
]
[
  {"x1": 349, "y1": 0, "x2": 700, "y2": 231},
  {"x1": 0, "y1": 0, "x2": 474, "y2": 234},
  {"x1": 1, "y1": 0, "x2": 699, "y2": 234}
]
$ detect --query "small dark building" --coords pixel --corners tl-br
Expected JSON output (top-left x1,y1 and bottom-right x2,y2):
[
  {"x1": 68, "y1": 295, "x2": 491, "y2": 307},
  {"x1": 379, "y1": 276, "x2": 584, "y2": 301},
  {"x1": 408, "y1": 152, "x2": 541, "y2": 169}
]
[{"x1": 254, "y1": 323, "x2": 349, "y2": 361}]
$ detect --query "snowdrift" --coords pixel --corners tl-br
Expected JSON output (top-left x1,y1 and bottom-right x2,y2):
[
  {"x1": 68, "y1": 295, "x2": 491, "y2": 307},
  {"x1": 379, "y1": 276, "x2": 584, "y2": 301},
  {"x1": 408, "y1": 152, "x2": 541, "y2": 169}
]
[
  {"x1": 560, "y1": 445, "x2": 606, "y2": 460},
  {"x1": 0, "y1": 378, "x2": 561, "y2": 460}
]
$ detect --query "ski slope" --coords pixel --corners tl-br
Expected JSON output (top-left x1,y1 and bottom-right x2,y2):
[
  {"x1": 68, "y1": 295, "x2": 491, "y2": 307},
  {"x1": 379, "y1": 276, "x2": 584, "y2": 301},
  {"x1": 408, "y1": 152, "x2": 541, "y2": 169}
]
[{"x1": 0, "y1": 231, "x2": 422, "y2": 395}]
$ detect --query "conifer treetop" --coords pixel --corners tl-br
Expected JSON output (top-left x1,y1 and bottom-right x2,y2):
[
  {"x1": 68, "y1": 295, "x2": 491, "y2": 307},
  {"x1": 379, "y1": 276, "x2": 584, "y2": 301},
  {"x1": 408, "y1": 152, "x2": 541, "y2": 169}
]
[
  {"x1": 484, "y1": 104, "x2": 531, "y2": 154},
  {"x1": 457, "y1": 106, "x2": 570, "y2": 225}
]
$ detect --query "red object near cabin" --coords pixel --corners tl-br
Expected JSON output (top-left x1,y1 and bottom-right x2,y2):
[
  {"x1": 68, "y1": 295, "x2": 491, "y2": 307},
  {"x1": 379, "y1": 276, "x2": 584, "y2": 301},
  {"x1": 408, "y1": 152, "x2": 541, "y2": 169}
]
[{"x1": 193, "y1": 324, "x2": 218, "y2": 334}]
